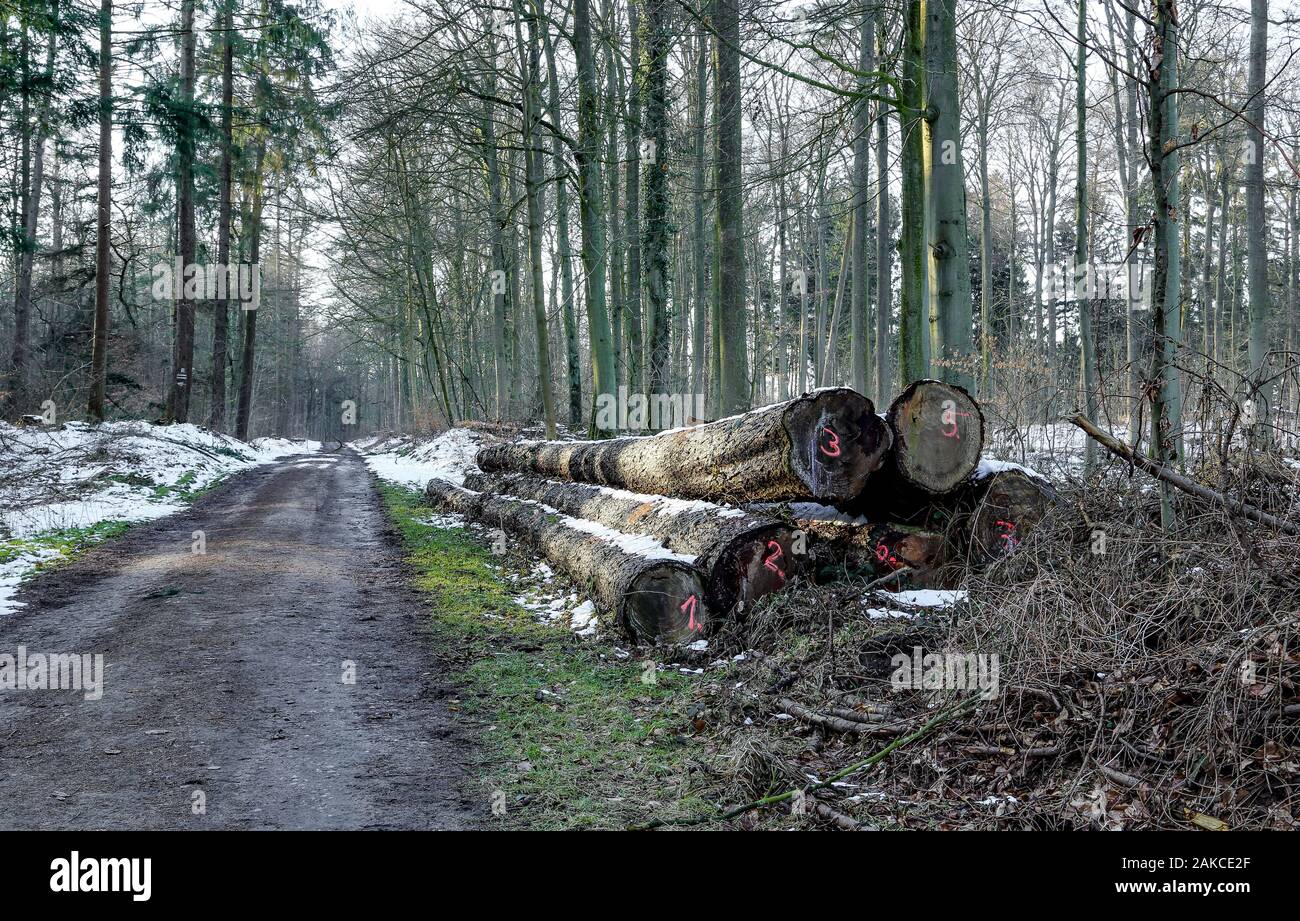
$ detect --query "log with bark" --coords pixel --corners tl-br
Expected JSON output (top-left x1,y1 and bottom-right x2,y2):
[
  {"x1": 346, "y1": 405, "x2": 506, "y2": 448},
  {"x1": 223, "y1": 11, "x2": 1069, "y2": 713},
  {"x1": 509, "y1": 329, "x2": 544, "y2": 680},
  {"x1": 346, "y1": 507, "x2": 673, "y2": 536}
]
[
  {"x1": 424, "y1": 478, "x2": 711, "y2": 644},
  {"x1": 475, "y1": 387, "x2": 892, "y2": 503},
  {"x1": 464, "y1": 471, "x2": 795, "y2": 614}
]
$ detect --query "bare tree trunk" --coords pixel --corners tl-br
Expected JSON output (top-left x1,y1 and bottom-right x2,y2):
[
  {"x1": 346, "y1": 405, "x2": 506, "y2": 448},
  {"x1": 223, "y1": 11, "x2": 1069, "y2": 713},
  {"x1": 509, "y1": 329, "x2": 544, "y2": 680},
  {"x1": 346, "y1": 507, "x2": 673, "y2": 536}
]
[
  {"x1": 1148, "y1": 0, "x2": 1183, "y2": 528},
  {"x1": 850, "y1": 5, "x2": 874, "y2": 394},
  {"x1": 165, "y1": 0, "x2": 197, "y2": 424},
  {"x1": 8, "y1": 10, "x2": 57, "y2": 416},
  {"x1": 518, "y1": 0, "x2": 556, "y2": 438},
  {"x1": 540, "y1": 19, "x2": 582, "y2": 426},
  {"x1": 88, "y1": 0, "x2": 112, "y2": 423},
  {"x1": 209, "y1": 0, "x2": 234, "y2": 430},
  {"x1": 691, "y1": 26, "x2": 709, "y2": 403},
  {"x1": 572, "y1": 0, "x2": 618, "y2": 433},
  {"x1": 640, "y1": 0, "x2": 671, "y2": 417},
  {"x1": 1075, "y1": 0, "x2": 1098, "y2": 471},
  {"x1": 713, "y1": 0, "x2": 748, "y2": 414},
  {"x1": 898, "y1": 0, "x2": 928, "y2": 383},
  {"x1": 1246, "y1": 0, "x2": 1270, "y2": 443}
]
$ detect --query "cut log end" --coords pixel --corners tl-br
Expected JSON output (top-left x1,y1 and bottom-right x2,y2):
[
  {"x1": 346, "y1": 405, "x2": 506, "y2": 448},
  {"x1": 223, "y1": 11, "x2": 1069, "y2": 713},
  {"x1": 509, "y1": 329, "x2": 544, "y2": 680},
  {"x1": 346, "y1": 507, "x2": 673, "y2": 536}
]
[
  {"x1": 620, "y1": 563, "x2": 710, "y2": 646},
  {"x1": 967, "y1": 468, "x2": 1057, "y2": 562},
  {"x1": 887, "y1": 379, "x2": 984, "y2": 494},
  {"x1": 786, "y1": 389, "x2": 892, "y2": 502},
  {"x1": 709, "y1": 524, "x2": 795, "y2": 614}
]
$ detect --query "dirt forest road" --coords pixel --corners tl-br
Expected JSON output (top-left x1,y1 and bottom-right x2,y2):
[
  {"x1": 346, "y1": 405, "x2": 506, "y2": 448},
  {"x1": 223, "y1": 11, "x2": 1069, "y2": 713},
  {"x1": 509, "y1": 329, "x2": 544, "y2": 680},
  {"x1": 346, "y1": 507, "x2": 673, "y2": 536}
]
[{"x1": 0, "y1": 451, "x2": 480, "y2": 830}]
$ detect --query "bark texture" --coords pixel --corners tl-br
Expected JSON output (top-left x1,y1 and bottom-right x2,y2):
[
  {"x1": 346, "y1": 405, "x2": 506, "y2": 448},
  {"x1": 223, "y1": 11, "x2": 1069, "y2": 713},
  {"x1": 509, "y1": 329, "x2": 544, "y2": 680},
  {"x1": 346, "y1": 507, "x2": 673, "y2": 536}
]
[
  {"x1": 425, "y1": 479, "x2": 710, "y2": 645},
  {"x1": 476, "y1": 388, "x2": 891, "y2": 503},
  {"x1": 464, "y1": 471, "x2": 795, "y2": 613}
]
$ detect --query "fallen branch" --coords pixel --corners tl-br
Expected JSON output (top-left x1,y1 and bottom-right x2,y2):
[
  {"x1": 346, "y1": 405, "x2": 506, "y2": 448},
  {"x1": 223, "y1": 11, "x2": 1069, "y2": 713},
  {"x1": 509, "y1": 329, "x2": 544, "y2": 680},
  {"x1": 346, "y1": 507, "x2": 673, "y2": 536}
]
[
  {"x1": 1068, "y1": 414, "x2": 1300, "y2": 536},
  {"x1": 629, "y1": 695, "x2": 980, "y2": 830},
  {"x1": 775, "y1": 697, "x2": 904, "y2": 737}
]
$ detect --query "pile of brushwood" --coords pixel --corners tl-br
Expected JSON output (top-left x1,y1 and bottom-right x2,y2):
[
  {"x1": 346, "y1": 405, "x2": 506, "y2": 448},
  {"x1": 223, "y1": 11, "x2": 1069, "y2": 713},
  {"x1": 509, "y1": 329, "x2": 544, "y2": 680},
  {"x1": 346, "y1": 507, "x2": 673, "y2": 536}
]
[
  {"x1": 627, "y1": 412, "x2": 1300, "y2": 830},
  {"x1": 425, "y1": 380, "x2": 1056, "y2": 645}
]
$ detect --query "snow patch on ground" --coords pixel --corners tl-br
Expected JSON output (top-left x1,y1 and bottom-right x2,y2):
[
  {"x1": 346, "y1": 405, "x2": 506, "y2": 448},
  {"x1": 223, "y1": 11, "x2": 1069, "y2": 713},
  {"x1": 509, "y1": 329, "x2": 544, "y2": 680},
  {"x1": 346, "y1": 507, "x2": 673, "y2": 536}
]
[
  {"x1": 0, "y1": 420, "x2": 317, "y2": 614},
  {"x1": 356, "y1": 427, "x2": 483, "y2": 490},
  {"x1": 864, "y1": 589, "x2": 968, "y2": 620},
  {"x1": 507, "y1": 563, "x2": 604, "y2": 637}
]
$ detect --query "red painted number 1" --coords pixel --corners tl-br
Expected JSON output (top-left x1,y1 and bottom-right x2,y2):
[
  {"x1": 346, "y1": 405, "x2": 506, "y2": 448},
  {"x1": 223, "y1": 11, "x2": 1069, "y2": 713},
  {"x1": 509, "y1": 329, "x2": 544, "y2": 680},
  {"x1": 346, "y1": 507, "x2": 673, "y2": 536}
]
[{"x1": 681, "y1": 594, "x2": 702, "y2": 632}]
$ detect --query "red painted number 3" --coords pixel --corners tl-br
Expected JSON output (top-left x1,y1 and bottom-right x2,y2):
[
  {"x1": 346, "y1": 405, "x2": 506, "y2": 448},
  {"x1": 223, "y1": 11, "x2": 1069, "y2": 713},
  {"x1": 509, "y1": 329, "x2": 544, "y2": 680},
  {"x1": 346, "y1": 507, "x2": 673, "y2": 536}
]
[{"x1": 819, "y1": 425, "x2": 842, "y2": 457}]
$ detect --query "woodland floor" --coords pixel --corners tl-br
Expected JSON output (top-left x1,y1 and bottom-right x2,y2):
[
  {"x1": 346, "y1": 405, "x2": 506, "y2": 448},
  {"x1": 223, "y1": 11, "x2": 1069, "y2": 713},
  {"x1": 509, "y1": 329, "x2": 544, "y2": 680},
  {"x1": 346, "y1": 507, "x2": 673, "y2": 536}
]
[{"x1": 0, "y1": 451, "x2": 480, "y2": 830}]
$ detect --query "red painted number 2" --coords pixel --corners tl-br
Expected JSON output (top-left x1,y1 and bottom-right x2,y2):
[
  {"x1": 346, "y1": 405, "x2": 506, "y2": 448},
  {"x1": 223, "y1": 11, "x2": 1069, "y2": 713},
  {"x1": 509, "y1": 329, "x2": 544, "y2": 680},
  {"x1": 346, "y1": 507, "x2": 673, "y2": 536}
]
[{"x1": 762, "y1": 540, "x2": 786, "y2": 580}]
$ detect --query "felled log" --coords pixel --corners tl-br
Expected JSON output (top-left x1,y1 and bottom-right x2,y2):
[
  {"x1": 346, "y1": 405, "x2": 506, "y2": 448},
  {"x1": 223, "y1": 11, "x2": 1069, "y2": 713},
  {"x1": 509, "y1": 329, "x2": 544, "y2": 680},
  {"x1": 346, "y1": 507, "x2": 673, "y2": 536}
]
[
  {"x1": 959, "y1": 463, "x2": 1060, "y2": 562},
  {"x1": 887, "y1": 379, "x2": 984, "y2": 492},
  {"x1": 840, "y1": 379, "x2": 984, "y2": 522},
  {"x1": 464, "y1": 471, "x2": 794, "y2": 614},
  {"x1": 475, "y1": 388, "x2": 892, "y2": 503},
  {"x1": 794, "y1": 517, "x2": 947, "y2": 587},
  {"x1": 424, "y1": 478, "x2": 710, "y2": 645}
]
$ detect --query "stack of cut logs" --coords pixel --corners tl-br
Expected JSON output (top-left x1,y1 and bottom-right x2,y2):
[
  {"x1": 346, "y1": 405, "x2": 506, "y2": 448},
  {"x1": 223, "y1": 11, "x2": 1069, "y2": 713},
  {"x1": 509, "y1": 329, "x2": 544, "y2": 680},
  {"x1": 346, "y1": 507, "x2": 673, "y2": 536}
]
[{"x1": 424, "y1": 380, "x2": 1056, "y2": 646}]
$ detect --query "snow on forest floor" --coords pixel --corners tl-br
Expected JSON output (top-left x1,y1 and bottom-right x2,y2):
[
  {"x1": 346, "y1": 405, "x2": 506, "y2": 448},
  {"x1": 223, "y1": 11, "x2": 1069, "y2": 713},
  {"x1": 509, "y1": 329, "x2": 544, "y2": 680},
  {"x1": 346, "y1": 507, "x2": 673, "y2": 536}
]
[
  {"x1": 354, "y1": 428, "x2": 483, "y2": 490},
  {"x1": 0, "y1": 421, "x2": 319, "y2": 614}
]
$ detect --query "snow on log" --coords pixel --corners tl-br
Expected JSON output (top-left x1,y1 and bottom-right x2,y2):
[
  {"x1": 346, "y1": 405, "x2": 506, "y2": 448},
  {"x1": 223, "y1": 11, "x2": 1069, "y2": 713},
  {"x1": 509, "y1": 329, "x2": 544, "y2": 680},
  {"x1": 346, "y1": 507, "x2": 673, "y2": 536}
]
[
  {"x1": 475, "y1": 388, "x2": 892, "y2": 503},
  {"x1": 424, "y1": 478, "x2": 711, "y2": 645},
  {"x1": 464, "y1": 471, "x2": 796, "y2": 614}
]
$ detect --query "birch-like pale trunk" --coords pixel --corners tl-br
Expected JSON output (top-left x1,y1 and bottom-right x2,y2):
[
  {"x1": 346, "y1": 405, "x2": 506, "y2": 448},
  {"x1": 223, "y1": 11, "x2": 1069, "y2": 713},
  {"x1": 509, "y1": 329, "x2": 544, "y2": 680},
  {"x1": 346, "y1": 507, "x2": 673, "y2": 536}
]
[{"x1": 924, "y1": 0, "x2": 973, "y2": 391}]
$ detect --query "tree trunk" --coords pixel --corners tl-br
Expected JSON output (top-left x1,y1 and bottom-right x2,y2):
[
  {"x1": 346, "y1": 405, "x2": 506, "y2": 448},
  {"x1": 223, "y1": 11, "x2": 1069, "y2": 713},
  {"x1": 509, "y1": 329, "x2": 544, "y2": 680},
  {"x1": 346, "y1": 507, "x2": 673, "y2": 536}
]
[
  {"x1": 1246, "y1": 0, "x2": 1270, "y2": 443},
  {"x1": 691, "y1": 26, "x2": 709, "y2": 402},
  {"x1": 713, "y1": 0, "x2": 748, "y2": 414},
  {"x1": 166, "y1": 0, "x2": 197, "y2": 424},
  {"x1": 898, "y1": 0, "x2": 929, "y2": 383},
  {"x1": 850, "y1": 6, "x2": 874, "y2": 395},
  {"x1": 464, "y1": 471, "x2": 795, "y2": 614},
  {"x1": 958, "y1": 465, "x2": 1059, "y2": 563},
  {"x1": 540, "y1": 21, "x2": 581, "y2": 426},
  {"x1": 425, "y1": 479, "x2": 711, "y2": 644},
  {"x1": 875, "y1": 44, "x2": 892, "y2": 404},
  {"x1": 88, "y1": 0, "x2": 112, "y2": 423},
  {"x1": 843, "y1": 379, "x2": 984, "y2": 521},
  {"x1": 235, "y1": 141, "x2": 267, "y2": 441},
  {"x1": 478, "y1": 388, "x2": 892, "y2": 503},
  {"x1": 209, "y1": 0, "x2": 234, "y2": 431},
  {"x1": 641, "y1": 0, "x2": 671, "y2": 415},
  {"x1": 1148, "y1": 0, "x2": 1183, "y2": 528},
  {"x1": 515, "y1": 0, "x2": 556, "y2": 438},
  {"x1": 794, "y1": 517, "x2": 948, "y2": 588},
  {"x1": 8, "y1": 10, "x2": 57, "y2": 416},
  {"x1": 1075, "y1": 0, "x2": 1098, "y2": 471},
  {"x1": 924, "y1": 0, "x2": 973, "y2": 391},
  {"x1": 572, "y1": 0, "x2": 618, "y2": 433}
]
